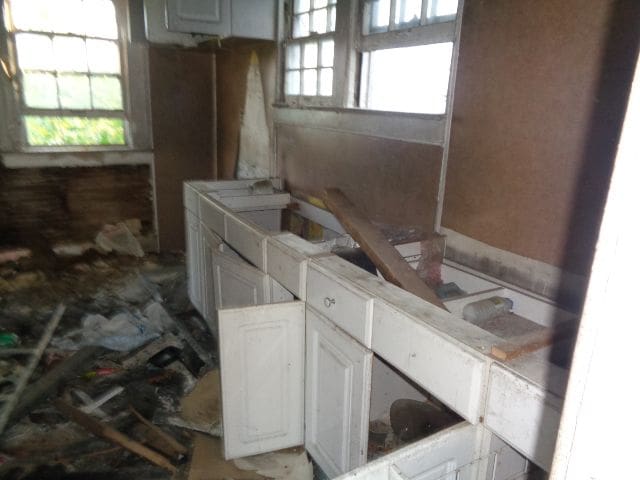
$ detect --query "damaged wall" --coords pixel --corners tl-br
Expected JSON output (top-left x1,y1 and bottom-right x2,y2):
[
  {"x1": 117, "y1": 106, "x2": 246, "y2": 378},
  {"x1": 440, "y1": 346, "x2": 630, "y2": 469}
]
[
  {"x1": 216, "y1": 42, "x2": 276, "y2": 180},
  {"x1": 277, "y1": 125, "x2": 443, "y2": 229},
  {"x1": 0, "y1": 165, "x2": 153, "y2": 247},
  {"x1": 443, "y1": 0, "x2": 640, "y2": 276},
  {"x1": 149, "y1": 46, "x2": 216, "y2": 252}
]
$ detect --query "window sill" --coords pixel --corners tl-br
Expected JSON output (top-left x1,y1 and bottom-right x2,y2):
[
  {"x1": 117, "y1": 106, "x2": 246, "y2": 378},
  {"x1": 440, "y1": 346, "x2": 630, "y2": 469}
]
[
  {"x1": 0, "y1": 150, "x2": 154, "y2": 169},
  {"x1": 272, "y1": 104, "x2": 446, "y2": 145}
]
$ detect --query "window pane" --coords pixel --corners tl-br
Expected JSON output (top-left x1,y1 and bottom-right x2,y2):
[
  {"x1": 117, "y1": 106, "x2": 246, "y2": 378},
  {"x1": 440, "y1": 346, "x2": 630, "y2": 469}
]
[
  {"x1": 58, "y1": 74, "x2": 91, "y2": 109},
  {"x1": 303, "y1": 42, "x2": 318, "y2": 68},
  {"x1": 294, "y1": 0, "x2": 310, "y2": 14},
  {"x1": 293, "y1": 13, "x2": 310, "y2": 38},
  {"x1": 314, "y1": 0, "x2": 328, "y2": 8},
  {"x1": 91, "y1": 75, "x2": 123, "y2": 110},
  {"x1": 395, "y1": 0, "x2": 422, "y2": 25},
  {"x1": 87, "y1": 39, "x2": 120, "y2": 73},
  {"x1": 311, "y1": 8, "x2": 327, "y2": 34},
  {"x1": 367, "y1": 0, "x2": 390, "y2": 32},
  {"x1": 429, "y1": 0, "x2": 458, "y2": 18},
  {"x1": 84, "y1": 0, "x2": 119, "y2": 39},
  {"x1": 15, "y1": 33, "x2": 53, "y2": 70},
  {"x1": 319, "y1": 68, "x2": 332, "y2": 96},
  {"x1": 361, "y1": 43, "x2": 453, "y2": 114},
  {"x1": 24, "y1": 116, "x2": 125, "y2": 145},
  {"x1": 302, "y1": 69, "x2": 317, "y2": 96},
  {"x1": 23, "y1": 72, "x2": 58, "y2": 108},
  {"x1": 53, "y1": 36, "x2": 88, "y2": 72},
  {"x1": 52, "y1": 0, "x2": 86, "y2": 35},
  {"x1": 320, "y1": 40, "x2": 334, "y2": 67},
  {"x1": 286, "y1": 44, "x2": 301, "y2": 69},
  {"x1": 328, "y1": 5, "x2": 336, "y2": 31},
  {"x1": 10, "y1": 0, "x2": 54, "y2": 32},
  {"x1": 285, "y1": 70, "x2": 301, "y2": 96}
]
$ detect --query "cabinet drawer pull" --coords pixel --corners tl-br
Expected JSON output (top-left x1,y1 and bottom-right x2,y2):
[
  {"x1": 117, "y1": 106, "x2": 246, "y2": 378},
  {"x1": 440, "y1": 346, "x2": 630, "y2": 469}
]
[{"x1": 324, "y1": 297, "x2": 336, "y2": 308}]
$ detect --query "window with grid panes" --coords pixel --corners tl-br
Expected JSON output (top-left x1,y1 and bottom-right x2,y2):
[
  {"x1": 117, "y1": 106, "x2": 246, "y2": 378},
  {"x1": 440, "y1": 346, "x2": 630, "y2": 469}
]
[
  {"x1": 359, "y1": 0, "x2": 458, "y2": 114},
  {"x1": 284, "y1": 0, "x2": 336, "y2": 99},
  {"x1": 6, "y1": 0, "x2": 127, "y2": 147}
]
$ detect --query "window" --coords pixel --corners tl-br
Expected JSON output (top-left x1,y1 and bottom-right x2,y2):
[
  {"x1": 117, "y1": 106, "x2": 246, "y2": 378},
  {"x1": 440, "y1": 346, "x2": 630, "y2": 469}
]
[
  {"x1": 359, "y1": 0, "x2": 458, "y2": 115},
  {"x1": 284, "y1": 0, "x2": 337, "y2": 101},
  {"x1": 4, "y1": 0, "x2": 127, "y2": 147},
  {"x1": 280, "y1": 0, "x2": 460, "y2": 116}
]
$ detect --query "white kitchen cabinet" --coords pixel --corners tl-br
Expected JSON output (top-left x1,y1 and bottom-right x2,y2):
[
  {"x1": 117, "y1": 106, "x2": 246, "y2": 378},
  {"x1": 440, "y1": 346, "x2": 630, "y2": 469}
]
[
  {"x1": 219, "y1": 301, "x2": 305, "y2": 459},
  {"x1": 185, "y1": 208, "x2": 202, "y2": 312},
  {"x1": 166, "y1": 0, "x2": 276, "y2": 40},
  {"x1": 305, "y1": 307, "x2": 373, "y2": 477},
  {"x1": 199, "y1": 225, "x2": 223, "y2": 331},
  {"x1": 333, "y1": 423, "x2": 482, "y2": 480}
]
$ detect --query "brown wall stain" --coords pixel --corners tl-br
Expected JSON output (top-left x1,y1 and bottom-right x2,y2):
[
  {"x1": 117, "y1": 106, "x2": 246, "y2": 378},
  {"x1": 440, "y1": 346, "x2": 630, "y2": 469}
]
[
  {"x1": 149, "y1": 46, "x2": 215, "y2": 251},
  {"x1": 443, "y1": 0, "x2": 640, "y2": 275},
  {"x1": 277, "y1": 125, "x2": 443, "y2": 229},
  {"x1": 216, "y1": 42, "x2": 276, "y2": 179},
  {"x1": 0, "y1": 165, "x2": 153, "y2": 246}
]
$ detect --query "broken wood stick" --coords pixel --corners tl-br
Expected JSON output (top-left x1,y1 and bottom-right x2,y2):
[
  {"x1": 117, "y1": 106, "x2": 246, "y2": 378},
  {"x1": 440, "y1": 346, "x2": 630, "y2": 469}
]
[
  {"x1": 129, "y1": 405, "x2": 188, "y2": 458},
  {"x1": 323, "y1": 188, "x2": 448, "y2": 311},
  {"x1": 8, "y1": 346, "x2": 105, "y2": 428},
  {"x1": 54, "y1": 399, "x2": 177, "y2": 473},
  {"x1": 490, "y1": 320, "x2": 579, "y2": 361}
]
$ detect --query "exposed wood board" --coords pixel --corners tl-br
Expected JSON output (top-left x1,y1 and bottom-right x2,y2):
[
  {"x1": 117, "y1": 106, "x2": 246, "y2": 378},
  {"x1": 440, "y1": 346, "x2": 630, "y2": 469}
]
[
  {"x1": 323, "y1": 188, "x2": 447, "y2": 311},
  {"x1": 54, "y1": 400, "x2": 177, "y2": 473},
  {"x1": 490, "y1": 321, "x2": 578, "y2": 362}
]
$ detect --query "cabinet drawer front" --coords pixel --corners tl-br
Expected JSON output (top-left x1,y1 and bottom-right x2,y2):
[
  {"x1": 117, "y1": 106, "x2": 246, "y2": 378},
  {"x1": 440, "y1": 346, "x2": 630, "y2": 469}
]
[
  {"x1": 266, "y1": 239, "x2": 307, "y2": 299},
  {"x1": 225, "y1": 215, "x2": 267, "y2": 270},
  {"x1": 183, "y1": 183, "x2": 199, "y2": 214},
  {"x1": 306, "y1": 265, "x2": 374, "y2": 347},
  {"x1": 199, "y1": 196, "x2": 226, "y2": 237},
  {"x1": 372, "y1": 302, "x2": 487, "y2": 424}
]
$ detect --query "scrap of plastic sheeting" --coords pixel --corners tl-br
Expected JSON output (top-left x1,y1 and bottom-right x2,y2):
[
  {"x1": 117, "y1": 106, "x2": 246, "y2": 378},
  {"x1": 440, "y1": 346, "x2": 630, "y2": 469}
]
[{"x1": 52, "y1": 302, "x2": 173, "y2": 352}]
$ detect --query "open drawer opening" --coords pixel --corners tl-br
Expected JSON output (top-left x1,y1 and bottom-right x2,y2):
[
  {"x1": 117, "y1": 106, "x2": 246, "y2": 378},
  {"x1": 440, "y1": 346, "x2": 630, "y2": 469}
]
[{"x1": 368, "y1": 355, "x2": 464, "y2": 462}]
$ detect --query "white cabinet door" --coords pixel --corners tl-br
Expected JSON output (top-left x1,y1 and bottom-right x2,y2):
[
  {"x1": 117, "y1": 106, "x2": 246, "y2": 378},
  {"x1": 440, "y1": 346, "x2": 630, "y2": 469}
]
[
  {"x1": 166, "y1": 0, "x2": 231, "y2": 36},
  {"x1": 185, "y1": 209, "x2": 202, "y2": 312},
  {"x1": 305, "y1": 307, "x2": 373, "y2": 478},
  {"x1": 219, "y1": 301, "x2": 305, "y2": 459},
  {"x1": 212, "y1": 246, "x2": 269, "y2": 309}
]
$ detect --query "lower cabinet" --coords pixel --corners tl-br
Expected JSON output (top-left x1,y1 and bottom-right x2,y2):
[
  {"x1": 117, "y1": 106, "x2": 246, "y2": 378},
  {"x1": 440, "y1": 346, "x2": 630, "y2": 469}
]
[{"x1": 305, "y1": 307, "x2": 373, "y2": 477}]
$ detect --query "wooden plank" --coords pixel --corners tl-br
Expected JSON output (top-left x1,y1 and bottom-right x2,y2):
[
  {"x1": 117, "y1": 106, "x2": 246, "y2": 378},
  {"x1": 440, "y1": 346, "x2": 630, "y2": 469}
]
[
  {"x1": 129, "y1": 406, "x2": 188, "y2": 458},
  {"x1": 323, "y1": 188, "x2": 448, "y2": 311},
  {"x1": 490, "y1": 321, "x2": 578, "y2": 361},
  {"x1": 54, "y1": 399, "x2": 177, "y2": 473}
]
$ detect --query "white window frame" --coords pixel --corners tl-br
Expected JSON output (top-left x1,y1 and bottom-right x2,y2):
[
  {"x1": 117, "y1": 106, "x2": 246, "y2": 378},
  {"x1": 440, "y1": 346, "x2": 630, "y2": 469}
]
[
  {"x1": 278, "y1": 0, "x2": 460, "y2": 117},
  {"x1": 0, "y1": 0, "x2": 152, "y2": 154}
]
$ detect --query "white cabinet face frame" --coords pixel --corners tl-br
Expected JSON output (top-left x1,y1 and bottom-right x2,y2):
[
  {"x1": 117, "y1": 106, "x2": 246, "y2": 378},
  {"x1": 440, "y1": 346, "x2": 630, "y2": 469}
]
[
  {"x1": 305, "y1": 307, "x2": 373, "y2": 477},
  {"x1": 185, "y1": 208, "x2": 202, "y2": 311},
  {"x1": 199, "y1": 225, "x2": 223, "y2": 329},
  {"x1": 219, "y1": 301, "x2": 306, "y2": 459}
]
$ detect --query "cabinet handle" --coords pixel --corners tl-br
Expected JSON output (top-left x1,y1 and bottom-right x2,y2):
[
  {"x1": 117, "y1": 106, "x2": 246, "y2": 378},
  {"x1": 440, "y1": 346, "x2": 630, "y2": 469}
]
[{"x1": 324, "y1": 297, "x2": 336, "y2": 308}]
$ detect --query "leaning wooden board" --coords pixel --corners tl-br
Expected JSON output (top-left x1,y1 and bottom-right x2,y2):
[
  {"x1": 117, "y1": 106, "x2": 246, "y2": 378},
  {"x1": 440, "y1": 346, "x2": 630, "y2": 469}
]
[{"x1": 323, "y1": 188, "x2": 448, "y2": 311}]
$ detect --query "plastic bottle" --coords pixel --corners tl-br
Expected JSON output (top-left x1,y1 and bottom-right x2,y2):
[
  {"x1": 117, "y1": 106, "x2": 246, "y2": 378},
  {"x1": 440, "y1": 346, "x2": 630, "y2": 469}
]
[{"x1": 462, "y1": 296, "x2": 514, "y2": 323}]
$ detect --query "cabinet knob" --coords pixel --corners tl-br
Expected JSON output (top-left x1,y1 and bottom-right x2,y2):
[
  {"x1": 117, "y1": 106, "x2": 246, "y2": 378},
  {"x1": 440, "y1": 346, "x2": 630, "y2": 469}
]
[{"x1": 324, "y1": 297, "x2": 336, "y2": 308}]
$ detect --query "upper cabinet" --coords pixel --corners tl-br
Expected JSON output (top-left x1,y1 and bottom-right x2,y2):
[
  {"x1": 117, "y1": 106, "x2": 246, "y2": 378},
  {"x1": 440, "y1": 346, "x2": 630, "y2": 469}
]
[{"x1": 165, "y1": 0, "x2": 277, "y2": 40}]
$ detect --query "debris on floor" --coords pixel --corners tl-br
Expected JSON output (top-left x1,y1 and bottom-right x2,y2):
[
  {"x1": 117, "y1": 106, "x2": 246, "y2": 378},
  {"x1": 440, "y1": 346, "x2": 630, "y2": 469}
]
[
  {"x1": 0, "y1": 245, "x2": 215, "y2": 479},
  {"x1": 0, "y1": 242, "x2": 319, "y2": 480}
]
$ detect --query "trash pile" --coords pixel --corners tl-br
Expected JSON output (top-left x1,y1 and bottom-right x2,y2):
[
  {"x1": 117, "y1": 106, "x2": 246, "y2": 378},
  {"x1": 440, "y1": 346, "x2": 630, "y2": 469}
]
[{"x1": 0, "y1": 233, "x2": 313, "y2": 479}]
